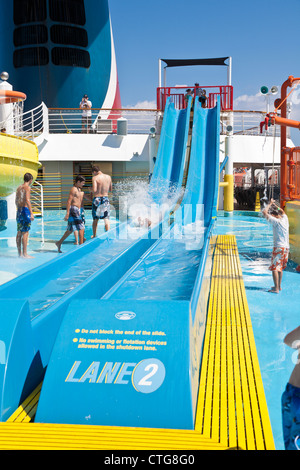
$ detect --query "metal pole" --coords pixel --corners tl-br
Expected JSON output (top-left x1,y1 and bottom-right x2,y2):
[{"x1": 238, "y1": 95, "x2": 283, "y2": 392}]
[
  {"x1": 224, "y1": 112, "x2": 234, "y2": 211},
  {"x1": 227, "y1": 57, "x2": 232, "y2": 86},
  {"x1": 158, "y1": 59, "x2": 162, "y2": 89}
]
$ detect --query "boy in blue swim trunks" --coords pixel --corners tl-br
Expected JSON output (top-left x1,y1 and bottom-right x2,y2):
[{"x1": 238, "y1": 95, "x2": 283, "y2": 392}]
[
  {"x1": 282, "y1": 326, "x2": 300, "y2": 450},
  {"x1": 15, "y1": 173, "x2": 34, "y2": 258},
  {"x1": 91, "y1": 165, "x2": 112, "y2": 237},
  {"x1": 55, "y1": 175, "x2": 86, "y2": 252}
]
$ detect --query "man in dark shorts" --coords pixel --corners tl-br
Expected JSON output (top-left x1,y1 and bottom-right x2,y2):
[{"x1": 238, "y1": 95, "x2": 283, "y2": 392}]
[
  {"x1": 91, "y1": 165, "x2": 112, "y2": 237},
  {"x1": 15, "y1": 173, "x2": 34, "y2": 258},
  {"x1": 55, "y1": 175, "x2": 86, "y2": 252}
]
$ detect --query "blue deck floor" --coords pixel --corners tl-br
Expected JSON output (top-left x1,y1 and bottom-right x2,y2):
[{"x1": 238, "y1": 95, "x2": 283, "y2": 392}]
[
  {"x1": 0, "y1": 210, "x2": 117, "y2": 285},
  {"x1": 215, "y1": 211, "x2": 300, "y2": 450},
  {"x1": 0, "y1": 210, "x2": 298, "y2": 449}
]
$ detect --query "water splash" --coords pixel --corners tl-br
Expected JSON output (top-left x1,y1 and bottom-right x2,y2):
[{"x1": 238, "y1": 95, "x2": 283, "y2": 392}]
[{"x1": 114, "y1": 177, "x2": 184, "y2": 226}]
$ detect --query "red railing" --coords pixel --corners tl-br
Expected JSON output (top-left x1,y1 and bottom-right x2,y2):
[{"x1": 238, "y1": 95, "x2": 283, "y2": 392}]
[
  {"x1": 282, "y1": 147, "x2": 300, "y2": 203},
  {"x1": 156, "y1": 85, "x2": 233, "y2": 111}
]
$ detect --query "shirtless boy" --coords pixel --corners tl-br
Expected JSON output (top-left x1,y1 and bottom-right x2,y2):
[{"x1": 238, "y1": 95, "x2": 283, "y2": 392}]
[
  {"x1": 55, "y1": 175, "x2": 86, "y2": 253},
  {"x1": 91, "y1": 165, "x2": 112, "y2": 237},
  {"x1": 15, "y1": 173, "x2": 34, "y2": 258}
]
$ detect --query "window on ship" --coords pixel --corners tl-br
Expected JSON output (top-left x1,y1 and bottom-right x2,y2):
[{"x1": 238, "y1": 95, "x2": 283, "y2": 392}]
[
  {"x1": 13, "y1": 0, "x2": 47, "y2": 25},
  {"x1": 49, "y1": 0, "x2": 86, "y2": 25},
  {"x1": 50, "y1": 25, "x2": 88, "y2": 48},
  {"x1": 14, "y1": 24, "x2": 48, "y2": 47}
]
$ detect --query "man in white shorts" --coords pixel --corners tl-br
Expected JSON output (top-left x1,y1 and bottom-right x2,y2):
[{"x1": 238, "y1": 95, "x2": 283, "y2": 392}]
[{"x1": 91, "y1": 165, "x2": 112, "y2": 237}]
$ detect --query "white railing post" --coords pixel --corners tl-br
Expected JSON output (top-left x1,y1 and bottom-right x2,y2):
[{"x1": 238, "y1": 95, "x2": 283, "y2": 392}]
[
  {"x1": 42, "y1": 102, "x2": 49, "y2": 135},
  {"x1": 31, "y1": 180, "x2": 44, "y2": 218},
  {"x1": 31, "y1": 110, "x2": 34, "y2": 140}
]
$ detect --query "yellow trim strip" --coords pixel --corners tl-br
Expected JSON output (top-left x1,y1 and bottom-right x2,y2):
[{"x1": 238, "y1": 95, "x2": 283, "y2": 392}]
[
  {"x1": 0, "y1": 423, "x2": 227, "y2": 450},
  {"x1": 7, "y1": 383, "x2": 42, "y2": 423}
]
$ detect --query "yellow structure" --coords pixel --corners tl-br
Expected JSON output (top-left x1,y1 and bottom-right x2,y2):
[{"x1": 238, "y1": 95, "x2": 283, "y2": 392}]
[
  {"x1": 255, "y1": 191, "x2": 261, "y2": 212},
  {"x1": 223, "y1": 173, "x2": 234, "y2": 211},
  {"x1": 0, "y1": 133, "x2": 41, "y2": 196},
  {"x1": 0, "y1": 235, "x2": 274, "y2": 450},
  {"x1": 285, "y1": 201, "x2": 300, "y2": 265}
]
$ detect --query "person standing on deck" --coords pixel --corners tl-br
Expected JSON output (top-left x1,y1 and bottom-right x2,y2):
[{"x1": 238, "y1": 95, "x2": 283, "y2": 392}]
[
  {"x1": 262, "y1": 198, "x2": 289, "y2": 293},
  {"x1": 91, "y1": 165, "x2": 112, "y2": 237},
  {"x1": 15, "y1": 173, "x2": 34, "y2": 258},
  {"x1": 80, "y1": 94, "x2": 92, "y2": 133}
]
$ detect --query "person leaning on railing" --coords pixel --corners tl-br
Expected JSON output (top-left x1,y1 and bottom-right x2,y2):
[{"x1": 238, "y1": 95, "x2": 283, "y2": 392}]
[{"x1": 79, "y1": 94, "x2": 92, "y2": 134}]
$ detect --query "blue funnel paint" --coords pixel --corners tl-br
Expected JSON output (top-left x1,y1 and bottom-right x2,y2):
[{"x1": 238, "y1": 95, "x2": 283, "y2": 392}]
[{"x1": 0, "y1": 0, "x2": 121, "y2": 110}]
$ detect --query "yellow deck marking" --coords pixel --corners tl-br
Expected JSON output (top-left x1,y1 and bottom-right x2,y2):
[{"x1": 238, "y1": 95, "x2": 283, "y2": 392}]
[{"x1": 195, "y1": 235, "x2": 275, "y2": 450}]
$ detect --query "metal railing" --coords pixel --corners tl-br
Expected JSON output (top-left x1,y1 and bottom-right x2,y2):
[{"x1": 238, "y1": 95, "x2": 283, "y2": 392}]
[
  {"x1": 1, "y1": 100, "x2": 285, "y2": 140},
  {"x1": 48, "y1": 108, "x2": 160, "y2": 135},
  {"x1": 35, "y1": 172, "x2": 149, "y2": 210},
  {"x1": 220, "y1": 110, "x2": 283, "y2": 137},
  {"x1": 157, "y1": 85, "x2": 233, "y2": 111},
  {"x1": 0, "y1": 102, "x2": 44, "y2": 140},
  {"x1": 31, "y1": 180, "x2": 44, "y2": 217}
]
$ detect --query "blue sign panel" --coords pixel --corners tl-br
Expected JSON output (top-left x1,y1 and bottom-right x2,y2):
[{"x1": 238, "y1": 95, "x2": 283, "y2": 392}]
[{"x1": 35, "y1": 299, "x2": 195, "y2": 429}]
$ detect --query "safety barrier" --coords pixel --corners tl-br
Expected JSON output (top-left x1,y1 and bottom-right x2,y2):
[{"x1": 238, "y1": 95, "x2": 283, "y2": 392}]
[
  {"x1": 157, "y1": 85, "x2": 233, "y2": 111},
  {"x1": 2, "y1": 100, "x2": 280, "y2": 140},
  {"x1": 31, "y1": 181, "x2": 44, "y2": 217},
  {"x1": 48, "y1": 108, "x2": 159, "y2": 135},
  {"x1": 34, "y1": 172, "x2": 148, "y2": 210},
  {"x1": 0, "y1": 103, "x2": 45, "y2": 140}
]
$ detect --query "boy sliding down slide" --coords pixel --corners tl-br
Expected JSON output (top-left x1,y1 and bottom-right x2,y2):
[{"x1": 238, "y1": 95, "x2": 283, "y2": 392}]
[{"x1": 262, "y1": 198, "x2": 289, "y2": 293}]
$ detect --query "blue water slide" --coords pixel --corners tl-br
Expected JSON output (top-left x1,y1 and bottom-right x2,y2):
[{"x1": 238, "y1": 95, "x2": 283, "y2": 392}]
[
  {"x1": 34, "y1": 99, "x2": 221, "y2": 428},
  {"x1": 0, "y1": 96, "x2": 191, "y2": 421},
  {"x1": 179, "y1": 98, "x2": 220, "y2": 226},
  {"x1": 150, "y1": 97, "x2": 191, "y2": 190}
]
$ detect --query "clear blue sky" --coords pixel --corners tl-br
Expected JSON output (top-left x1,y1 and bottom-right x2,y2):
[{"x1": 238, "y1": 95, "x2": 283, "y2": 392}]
[{"x1": 109, "y1": 0, "x2": 300, "y2": 143}]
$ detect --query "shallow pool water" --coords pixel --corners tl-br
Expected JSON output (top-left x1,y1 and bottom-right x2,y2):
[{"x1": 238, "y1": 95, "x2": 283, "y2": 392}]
[
  {"x1": 107, "y1": 225, "x2": 205, "y2": 301},
  {"x1": 0, "y1": 210, "x2": 117, "y2": 284}
]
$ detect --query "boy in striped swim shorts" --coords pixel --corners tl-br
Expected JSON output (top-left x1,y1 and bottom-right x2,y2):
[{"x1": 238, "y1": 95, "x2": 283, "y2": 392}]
[
  {"x1": 262, "y1": 198, "x2": 289, "y2": 293},
  {"x1": 55, "y1": 175, "x2": 86, "y2": 253}
]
